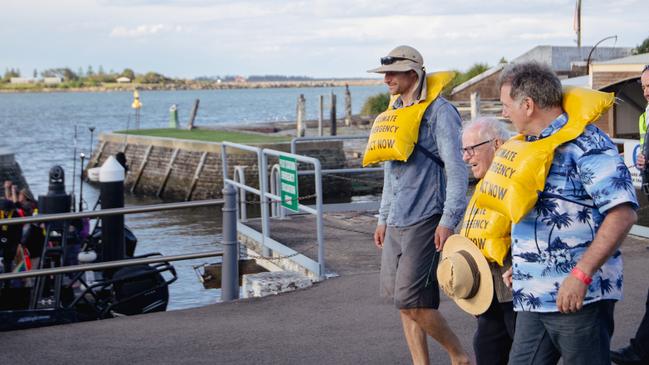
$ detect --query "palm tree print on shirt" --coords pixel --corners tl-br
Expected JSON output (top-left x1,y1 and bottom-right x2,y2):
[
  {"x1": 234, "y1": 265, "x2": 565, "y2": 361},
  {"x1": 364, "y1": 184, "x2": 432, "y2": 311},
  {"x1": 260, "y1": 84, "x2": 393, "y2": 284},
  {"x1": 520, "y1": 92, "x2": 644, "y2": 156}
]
[
  {"x1": 534, "y1": 198, "x2": 557, "y2": 254},
  {"x1": 576, "y1": 207, "x2": 594, "y2": 241},
  {"x1": 511, "y1": 122, "x2": 636, "y2": 311}
]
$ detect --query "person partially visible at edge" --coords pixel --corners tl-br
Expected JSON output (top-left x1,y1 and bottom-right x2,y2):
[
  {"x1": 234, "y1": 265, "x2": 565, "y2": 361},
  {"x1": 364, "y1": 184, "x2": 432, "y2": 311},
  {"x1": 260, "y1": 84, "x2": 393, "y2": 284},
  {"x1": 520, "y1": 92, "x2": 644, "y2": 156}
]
[
  {"x1": 498, "y1": 62, "x2": 638, "y2": 365},
  {"x1": 634, "y1": 65, "x2": 649, "y2": 169},
  {"x1": 370, "y1": 45, "x2": 470, "y2": 365},
  {"x1": 610, "y1": 64, "x2": 649, "y2": 365},
  {"x1": 461, "y1": 118, "x2": 514, "y2": 365},
  {"x1": 0, "y1": 199, "x2": 22, "y2": 273}
]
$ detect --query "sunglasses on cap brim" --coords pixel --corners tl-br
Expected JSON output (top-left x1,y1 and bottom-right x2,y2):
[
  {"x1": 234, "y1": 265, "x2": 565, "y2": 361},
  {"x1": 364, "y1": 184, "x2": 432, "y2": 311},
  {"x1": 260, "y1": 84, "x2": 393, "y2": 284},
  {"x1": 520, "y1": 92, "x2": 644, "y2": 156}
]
[{"x1": 380, "y1": 56, "x2": 417, "y2": 65}]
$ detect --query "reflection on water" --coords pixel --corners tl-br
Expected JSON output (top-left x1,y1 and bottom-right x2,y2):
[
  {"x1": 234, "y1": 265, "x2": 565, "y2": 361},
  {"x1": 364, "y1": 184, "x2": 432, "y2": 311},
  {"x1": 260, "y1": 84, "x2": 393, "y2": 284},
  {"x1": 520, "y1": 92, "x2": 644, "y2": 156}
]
[
  {"x1": 0, "y1": 87, "x2": 381, "y2": 310},
  {"x1": 120, "y1": 195, "x2": 223, "y2": 310}
]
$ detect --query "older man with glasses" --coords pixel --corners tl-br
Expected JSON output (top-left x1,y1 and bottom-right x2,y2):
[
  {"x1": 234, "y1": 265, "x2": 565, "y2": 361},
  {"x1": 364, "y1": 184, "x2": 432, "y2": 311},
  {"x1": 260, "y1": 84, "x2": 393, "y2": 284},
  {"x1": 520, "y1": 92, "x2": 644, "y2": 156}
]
[
  {"x1": 610, "y1": 64, "x2": 649, "y2": 365},
  {"x1": 461, "y1": 117, "x2": 515, "y2": 365},
  {"x1": 369, "y1": 45, "x2": 470, "y2": 365}
]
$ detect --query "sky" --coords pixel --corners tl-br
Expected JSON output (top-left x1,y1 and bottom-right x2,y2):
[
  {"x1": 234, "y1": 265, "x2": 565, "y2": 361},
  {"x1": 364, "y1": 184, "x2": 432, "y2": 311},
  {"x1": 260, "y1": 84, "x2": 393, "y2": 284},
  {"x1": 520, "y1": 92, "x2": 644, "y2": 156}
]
[{"x1": 2, "y1": 0, "x2": 647, "y2": 79}]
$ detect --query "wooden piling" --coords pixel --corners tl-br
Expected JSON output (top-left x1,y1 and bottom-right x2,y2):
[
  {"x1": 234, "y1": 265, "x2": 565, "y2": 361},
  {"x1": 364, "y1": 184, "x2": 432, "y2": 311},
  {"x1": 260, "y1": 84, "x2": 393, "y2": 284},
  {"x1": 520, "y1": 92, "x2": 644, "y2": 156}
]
[
  {"x1": 330, "y1": 92, "x2": 337, "y2": 136},
  {"x1": 296, "y1": 94, "x2": 306, "y2": 137},
  {"x1": 470, "y1": 92, "x2": 481, "y2": 120},
  {"x1": 344, "y1": 84, "x2": 352, "y2": 126},
  {"x1": 187, "y1": 99, "x2": 200, "y2": 130},
  {"x1": 185, "y1": 151, "x2": 208, "y2": 201},
  {"x1": 130, "y1": 145, "x2": 153, "y2": 193},
  {"x1": 318, "y1": 95, "x2": 324, "y2": 136},
  {"x1": 157, "y1": 148, "x2": 180, "y2": 198}
]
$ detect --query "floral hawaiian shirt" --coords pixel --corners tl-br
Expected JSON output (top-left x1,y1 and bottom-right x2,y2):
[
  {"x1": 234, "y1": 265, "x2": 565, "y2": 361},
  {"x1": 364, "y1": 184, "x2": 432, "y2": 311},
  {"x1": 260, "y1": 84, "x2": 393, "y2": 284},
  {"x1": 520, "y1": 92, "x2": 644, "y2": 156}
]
[{"x1": 511, "y1": 113, "x2": 638, "y2": 313}]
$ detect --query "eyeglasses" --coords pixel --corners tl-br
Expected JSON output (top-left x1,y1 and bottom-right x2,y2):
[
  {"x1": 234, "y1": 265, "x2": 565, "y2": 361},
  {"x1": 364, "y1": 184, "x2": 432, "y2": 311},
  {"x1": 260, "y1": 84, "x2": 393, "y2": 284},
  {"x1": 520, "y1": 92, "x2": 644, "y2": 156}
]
[
  {"x1": 380, "y1": 56, "x2": 416, "y2": 65},
  {"x1": 461, "y1": 139, "x2": 493, "y2": 157}
]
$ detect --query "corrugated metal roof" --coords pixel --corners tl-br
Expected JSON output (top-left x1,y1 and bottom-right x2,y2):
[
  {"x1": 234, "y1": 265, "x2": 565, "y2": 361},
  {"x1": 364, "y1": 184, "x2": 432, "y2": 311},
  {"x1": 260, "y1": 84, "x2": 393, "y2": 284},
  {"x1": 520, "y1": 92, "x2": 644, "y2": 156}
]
[
  {"x1": 561, "y1": 75, "x2": 589, "y2": 87},
  {"x1": 594, "y1": 53, "x2": 649, "y2": 65}
]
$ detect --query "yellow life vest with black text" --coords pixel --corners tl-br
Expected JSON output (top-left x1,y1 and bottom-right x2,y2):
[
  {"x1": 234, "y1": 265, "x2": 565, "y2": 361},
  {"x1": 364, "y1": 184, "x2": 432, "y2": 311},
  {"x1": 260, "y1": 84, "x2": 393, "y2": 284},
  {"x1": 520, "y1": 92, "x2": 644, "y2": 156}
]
[
  {"x1": 474, "y1": 86, "x2": 615, "y2": 223},
  {"x1": 362, "y1": 71, "x2": 456, "y2": 166},
  {"x1": 461, "y1": 191, "x2": 511, "y2": 266}
]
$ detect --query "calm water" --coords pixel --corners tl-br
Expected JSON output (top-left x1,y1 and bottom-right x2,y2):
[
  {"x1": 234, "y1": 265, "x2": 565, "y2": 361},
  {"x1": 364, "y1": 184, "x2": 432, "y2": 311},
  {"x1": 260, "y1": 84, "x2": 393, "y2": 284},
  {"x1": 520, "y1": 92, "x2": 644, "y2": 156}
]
[{"x1": 0, "y1": 85, "x2": 384, "y2": 309}]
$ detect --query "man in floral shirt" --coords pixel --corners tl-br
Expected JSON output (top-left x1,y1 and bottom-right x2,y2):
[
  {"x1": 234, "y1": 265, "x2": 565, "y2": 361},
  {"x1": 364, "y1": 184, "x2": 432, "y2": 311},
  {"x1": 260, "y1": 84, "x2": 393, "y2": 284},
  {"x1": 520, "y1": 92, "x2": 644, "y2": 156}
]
[{"x1": 499, "y1": 62, "x2": 638, "y2": 365}]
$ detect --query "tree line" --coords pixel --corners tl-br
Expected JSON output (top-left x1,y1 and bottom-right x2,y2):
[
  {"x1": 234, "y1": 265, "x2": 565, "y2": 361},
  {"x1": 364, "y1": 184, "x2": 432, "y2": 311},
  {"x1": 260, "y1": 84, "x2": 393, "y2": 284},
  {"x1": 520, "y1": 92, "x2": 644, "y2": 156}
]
[{"x1": 1, "y1": 66, "x2": 170, "y2": 85}]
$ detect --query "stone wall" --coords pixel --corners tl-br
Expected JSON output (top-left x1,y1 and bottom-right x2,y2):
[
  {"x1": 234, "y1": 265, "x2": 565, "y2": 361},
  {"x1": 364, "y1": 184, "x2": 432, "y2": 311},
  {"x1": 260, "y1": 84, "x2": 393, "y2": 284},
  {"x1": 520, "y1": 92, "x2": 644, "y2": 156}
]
[{"x1": 86, "y1": 133, "x2": 351, "y2": 202}]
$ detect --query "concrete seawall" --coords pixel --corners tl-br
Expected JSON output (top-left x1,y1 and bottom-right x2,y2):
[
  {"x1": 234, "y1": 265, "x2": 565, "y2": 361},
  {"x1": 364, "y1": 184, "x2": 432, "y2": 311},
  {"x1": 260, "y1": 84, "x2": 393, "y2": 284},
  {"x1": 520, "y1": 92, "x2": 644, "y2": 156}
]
[{"x1": 86, "y1": 133, "x2": 351, "y2": 201}]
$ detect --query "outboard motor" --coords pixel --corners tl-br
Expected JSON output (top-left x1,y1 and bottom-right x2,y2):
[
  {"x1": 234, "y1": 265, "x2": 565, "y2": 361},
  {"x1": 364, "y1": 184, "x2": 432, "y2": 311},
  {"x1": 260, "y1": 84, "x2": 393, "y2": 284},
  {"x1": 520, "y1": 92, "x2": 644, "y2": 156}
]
[
  {"x1": 37, "y1": 166, "x2": 82, "y2": 268},
  {"x1": 38, "y1": 166, "x2": 71, "y2": 215}
]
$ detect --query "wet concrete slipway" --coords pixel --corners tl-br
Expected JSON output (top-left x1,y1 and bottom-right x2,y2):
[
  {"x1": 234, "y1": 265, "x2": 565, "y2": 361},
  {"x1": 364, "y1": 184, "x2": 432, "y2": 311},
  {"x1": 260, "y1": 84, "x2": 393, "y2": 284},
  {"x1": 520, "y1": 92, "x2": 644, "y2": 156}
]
[{"x1": 1, "y1": 211, "x2": 648, "y2": 364}]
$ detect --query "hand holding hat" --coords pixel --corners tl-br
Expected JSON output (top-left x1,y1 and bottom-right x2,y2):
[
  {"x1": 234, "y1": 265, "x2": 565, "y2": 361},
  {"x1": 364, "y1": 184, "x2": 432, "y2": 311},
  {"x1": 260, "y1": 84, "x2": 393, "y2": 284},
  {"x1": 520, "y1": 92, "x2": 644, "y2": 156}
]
[{"x1": 437, "y1": 234, "x2": 493, "y2": 315}]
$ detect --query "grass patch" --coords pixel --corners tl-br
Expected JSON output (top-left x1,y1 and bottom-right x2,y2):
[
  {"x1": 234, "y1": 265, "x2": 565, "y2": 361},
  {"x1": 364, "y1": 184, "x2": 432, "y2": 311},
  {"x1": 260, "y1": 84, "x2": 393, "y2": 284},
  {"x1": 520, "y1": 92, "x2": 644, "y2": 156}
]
[{"x1": 115, "y1": 128, "x2": 291, "y2": 144}]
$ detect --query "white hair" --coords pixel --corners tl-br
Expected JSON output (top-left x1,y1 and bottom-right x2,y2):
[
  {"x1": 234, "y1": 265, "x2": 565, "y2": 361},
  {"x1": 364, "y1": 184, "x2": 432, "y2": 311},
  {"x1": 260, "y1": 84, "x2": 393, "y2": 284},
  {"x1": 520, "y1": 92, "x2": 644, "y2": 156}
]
[{"x1": 463, "y1": 117, "x2": 511, "y2": 143}]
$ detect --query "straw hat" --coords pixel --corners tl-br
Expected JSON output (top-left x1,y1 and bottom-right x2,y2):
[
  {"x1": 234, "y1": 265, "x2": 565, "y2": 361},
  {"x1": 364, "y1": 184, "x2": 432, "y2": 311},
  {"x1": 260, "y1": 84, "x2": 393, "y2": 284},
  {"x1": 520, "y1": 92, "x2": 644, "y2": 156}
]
[{"x1": 437, "y1": 235, "x2": 493, "y2": 315}]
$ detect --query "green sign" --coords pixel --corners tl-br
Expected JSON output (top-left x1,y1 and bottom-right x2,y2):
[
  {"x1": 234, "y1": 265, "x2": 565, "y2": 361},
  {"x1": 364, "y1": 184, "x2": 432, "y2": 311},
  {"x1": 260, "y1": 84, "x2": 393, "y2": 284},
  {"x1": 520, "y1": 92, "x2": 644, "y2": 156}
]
[{"x1": 279, "y1": 155, "x2": 299, "y2": 212}]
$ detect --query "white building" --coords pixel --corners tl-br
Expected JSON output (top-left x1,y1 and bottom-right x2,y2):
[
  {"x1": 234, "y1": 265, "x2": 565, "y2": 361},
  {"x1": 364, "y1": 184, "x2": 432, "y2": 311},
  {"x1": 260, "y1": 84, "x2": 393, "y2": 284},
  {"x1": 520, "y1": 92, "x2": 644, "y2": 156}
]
[{"x1": 43, "y1": 77, "x2": 62, "y2": 85}]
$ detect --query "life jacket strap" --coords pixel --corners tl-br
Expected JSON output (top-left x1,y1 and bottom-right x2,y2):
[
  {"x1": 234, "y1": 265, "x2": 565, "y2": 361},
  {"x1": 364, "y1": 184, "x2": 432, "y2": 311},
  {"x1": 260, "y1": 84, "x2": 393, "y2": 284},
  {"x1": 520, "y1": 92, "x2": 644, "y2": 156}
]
[{"x1": 414, "y1": 143, "x2": 445, "y2": 168}]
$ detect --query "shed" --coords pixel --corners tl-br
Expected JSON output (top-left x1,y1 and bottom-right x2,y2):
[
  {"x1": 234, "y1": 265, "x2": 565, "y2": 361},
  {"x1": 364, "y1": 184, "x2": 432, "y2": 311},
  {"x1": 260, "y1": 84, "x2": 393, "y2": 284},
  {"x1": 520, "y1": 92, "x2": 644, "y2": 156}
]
[
  {"x1": 590, "y1": 53, "x2": 649, "y2": 138},
  {"x1": 449, "y1": 64, "x2": 505, "y2": 101},
  {"x1": 450, "y1": 45, "x2": 633, "y2": 102}
]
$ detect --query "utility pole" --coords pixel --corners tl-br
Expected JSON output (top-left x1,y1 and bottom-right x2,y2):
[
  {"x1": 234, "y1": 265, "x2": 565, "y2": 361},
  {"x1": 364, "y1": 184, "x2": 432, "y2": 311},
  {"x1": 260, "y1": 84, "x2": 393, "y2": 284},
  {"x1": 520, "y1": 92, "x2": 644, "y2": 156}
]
[{"x1": 574, "y1": 0, "x2": 581, "y2": 49}]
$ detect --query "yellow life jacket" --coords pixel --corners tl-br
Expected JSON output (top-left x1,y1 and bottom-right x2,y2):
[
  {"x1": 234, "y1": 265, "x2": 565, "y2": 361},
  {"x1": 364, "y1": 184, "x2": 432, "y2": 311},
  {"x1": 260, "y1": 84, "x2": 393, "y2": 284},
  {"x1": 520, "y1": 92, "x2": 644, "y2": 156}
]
[
  {"x1": 474, "y1": 86, "x2": 614, "y2": 223},
  {"x1": 639, "y1": 112, "x2": 647, "y2": 145},
  {"x1": 1, "y1": 210, "x2": 13, "y2": 231},
  {"x1": 461, "y1": 191, "x2": 511, "y2": 266},
  {"x1": 362, "y1": 71, "x2": 456, "y2": 167}
]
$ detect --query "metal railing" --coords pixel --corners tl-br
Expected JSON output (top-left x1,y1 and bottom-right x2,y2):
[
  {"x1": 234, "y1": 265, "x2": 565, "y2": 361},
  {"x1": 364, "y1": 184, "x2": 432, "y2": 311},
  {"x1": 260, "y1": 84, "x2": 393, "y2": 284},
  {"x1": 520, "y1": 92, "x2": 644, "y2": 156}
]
[
  {"x1": 233, "y1": 166, "x2": 248, "y2": 222},
  {"x1": 290, "y1": 135, "x2": 371, "y2": 155},
  {"x1": 290, "y1": 135, "x2": 383, "y2": 176},
  {"x1": 263, "y1": 147, "x2": 325, "y2": 279},
  {"x1": 0, "y1": 198, "x2": 242, "y2": 300},
  {"x1": 0, "y1": 251, "x2": 223, "y2": 281},
  {"x1": 0, "y1": 199, "x2": 222, "y2": 226},
  {"x1": 269, "y1": 163, "x2": 287, "y2": 219},
  {"x1": 221, "y1": 141, "x2": 326, "y2": 280},
  {"x1": 291, "y1": 135, "x2": 383, "y2": 213}
]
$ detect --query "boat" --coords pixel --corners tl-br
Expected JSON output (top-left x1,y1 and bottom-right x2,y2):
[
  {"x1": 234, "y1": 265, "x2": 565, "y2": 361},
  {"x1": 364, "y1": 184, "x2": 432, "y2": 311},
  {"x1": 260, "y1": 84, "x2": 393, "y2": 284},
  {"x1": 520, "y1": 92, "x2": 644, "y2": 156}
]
[{"x1": 0, "y1": 165, "x2": 177, "y2": 331}]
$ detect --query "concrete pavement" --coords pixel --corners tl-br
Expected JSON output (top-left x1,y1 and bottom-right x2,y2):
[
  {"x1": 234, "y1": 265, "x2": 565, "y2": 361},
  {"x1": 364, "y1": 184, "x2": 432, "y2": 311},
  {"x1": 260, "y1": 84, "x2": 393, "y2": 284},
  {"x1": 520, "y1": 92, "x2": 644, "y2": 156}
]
[{"x1": 1, "y1": 212, "x2": 647, "y2": 364}]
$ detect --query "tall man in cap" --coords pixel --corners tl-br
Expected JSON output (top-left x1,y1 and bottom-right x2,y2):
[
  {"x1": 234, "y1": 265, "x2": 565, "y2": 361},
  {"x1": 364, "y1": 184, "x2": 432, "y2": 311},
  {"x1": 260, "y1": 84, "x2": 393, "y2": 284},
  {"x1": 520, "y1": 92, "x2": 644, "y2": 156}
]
[
  {"x1": 610, "y1": 64, "x2": 649, "y2": 365},
  {"x1": 370, "y1": 45, "x2": 470, "y2": 365},
  {"x1": 498, "y1": 62, "x2": 638, "y2": 364}
]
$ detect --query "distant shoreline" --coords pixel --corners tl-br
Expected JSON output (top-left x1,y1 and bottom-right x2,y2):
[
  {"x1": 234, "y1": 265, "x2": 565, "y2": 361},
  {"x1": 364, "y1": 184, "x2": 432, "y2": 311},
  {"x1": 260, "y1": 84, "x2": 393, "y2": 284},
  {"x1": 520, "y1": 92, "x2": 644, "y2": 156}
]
[{"x1": 0, "y1": 79, "x2": 383, "y2": 94}]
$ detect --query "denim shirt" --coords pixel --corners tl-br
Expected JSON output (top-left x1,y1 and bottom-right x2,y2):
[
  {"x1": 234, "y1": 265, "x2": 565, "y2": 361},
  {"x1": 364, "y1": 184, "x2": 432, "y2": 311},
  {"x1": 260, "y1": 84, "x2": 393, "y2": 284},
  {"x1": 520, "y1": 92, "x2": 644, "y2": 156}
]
[
  {"x1": 378, "y1": 96, "x2": 468, "y2": 229},
  {"x1": 511, "y1": 113, "x2": 638, "y2": 312}
]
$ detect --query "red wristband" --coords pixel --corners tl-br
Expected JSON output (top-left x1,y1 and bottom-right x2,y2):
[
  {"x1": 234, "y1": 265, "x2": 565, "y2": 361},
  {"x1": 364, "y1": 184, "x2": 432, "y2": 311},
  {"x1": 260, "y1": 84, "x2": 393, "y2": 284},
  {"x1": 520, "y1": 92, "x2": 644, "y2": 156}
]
[{"x1": 571, "y1": 267, "x2": 592, "y2": 286}]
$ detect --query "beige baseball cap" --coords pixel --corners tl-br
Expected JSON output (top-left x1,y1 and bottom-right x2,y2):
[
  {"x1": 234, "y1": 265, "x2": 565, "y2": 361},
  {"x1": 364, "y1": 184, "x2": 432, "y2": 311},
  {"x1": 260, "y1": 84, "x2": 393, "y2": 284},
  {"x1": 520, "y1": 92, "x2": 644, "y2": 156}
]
[{"x1": 368, "y1": 45, "x2": 424, "y2": 73}]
